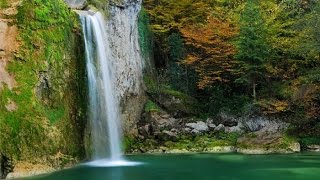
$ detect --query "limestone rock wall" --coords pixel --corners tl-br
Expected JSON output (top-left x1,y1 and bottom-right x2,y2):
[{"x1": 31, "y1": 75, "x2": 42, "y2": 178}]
[{"x1": 106, "y1": 0, "x2": 146, "y2": 136}]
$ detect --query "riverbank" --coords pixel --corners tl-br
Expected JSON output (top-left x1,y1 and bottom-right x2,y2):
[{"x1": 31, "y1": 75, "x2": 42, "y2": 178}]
[
  {"x1": 6, "y1": 162, "x2": 55, "y2": 179},
  {"x1": 4, "y1": 152, "x2": 78, "y2": 179}
]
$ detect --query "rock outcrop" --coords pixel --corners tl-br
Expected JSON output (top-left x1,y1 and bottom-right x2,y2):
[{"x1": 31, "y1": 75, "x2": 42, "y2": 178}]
[
  {"x1": 1, "y1": 2, "x2": 87, "y2": 177},
  {"x1": 0, "y1": 0, "x2": 19, "y2": 92},
  {"x1": 185, "y1": 121, "x2": 209, "y2": 134},
  {"x1": 306, "y1": 145, "x2": 320, "y2": 152},
  {"x1": 106, "y1": 0, "x2": 146, "y2": 136},
  {"x1": 64, "y1": 0, "x2": 87, "y2": 9},
  {"x1": 237, "y1": 132, "x2": 300, "y2": 154}
]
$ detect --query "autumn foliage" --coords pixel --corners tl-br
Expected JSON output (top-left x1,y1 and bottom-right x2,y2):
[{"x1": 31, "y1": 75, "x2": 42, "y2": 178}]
[{"x1": 181, "y1": 17, "x2": 237, "y2": 89}]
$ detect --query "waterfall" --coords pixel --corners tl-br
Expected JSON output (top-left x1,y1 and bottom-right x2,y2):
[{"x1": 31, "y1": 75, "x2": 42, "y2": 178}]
[{"x1": 79, "y1": 11, "x2": 122, "y2": 161}]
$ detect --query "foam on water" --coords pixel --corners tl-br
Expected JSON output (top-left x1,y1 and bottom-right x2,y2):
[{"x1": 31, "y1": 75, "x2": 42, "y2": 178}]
[{"x1": 85, "y1": 159, "x2": 143, "y2": 167}]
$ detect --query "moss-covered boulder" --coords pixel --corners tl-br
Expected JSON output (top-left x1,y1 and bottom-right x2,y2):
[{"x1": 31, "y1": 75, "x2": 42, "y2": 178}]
[{"x1": 237, "y1": 132, "x2": 300, "y2": 154}]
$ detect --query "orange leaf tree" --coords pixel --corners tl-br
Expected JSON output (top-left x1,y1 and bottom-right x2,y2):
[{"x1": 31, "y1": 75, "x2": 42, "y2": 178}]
[{"x1": 180, "y1": 17, "x2": 238, "y2": 89}]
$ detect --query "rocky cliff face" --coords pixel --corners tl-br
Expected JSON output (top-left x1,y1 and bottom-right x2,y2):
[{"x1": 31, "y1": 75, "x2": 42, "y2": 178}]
[
  {"x1": 0, "y1": 0, "x2": 19, "y2": 104},
  {"x1": 0, "y1": 1, "x2": 87, "y2": 175},
  {"x1": 107, "y1": 0, "x2": 146, "y2": 136}
]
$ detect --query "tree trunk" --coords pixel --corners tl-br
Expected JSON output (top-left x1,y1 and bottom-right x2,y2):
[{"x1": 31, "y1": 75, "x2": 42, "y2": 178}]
[{"x1": 253, "y1": 79, "x2": 256, "y2": 101}]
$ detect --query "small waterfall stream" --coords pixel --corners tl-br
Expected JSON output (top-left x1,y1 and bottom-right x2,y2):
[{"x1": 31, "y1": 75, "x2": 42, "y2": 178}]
[{"x1": 80, "y1": 11, "x2": 122, "y2": 162}]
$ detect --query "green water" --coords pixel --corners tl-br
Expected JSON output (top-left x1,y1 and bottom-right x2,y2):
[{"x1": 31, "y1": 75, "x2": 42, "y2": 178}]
[{"x1": 24, "y1": 153, "x2": 320, "y2": 180}]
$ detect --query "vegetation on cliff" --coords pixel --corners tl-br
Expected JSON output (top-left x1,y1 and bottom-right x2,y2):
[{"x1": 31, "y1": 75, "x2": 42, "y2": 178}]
[{"x1": 0, "y1": 0, "x2": 86, "y2": 164}]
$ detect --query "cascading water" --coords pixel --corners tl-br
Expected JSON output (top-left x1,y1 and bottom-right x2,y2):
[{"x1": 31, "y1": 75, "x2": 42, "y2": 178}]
[{"x1": 79, "y1": 11, "x2": 123, "y2": 162}]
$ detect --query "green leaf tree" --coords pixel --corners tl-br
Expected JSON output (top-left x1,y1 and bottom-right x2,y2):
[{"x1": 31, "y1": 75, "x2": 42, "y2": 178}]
[{"x1": 235, "y1": 0, "x2": 270, "y2": 100}]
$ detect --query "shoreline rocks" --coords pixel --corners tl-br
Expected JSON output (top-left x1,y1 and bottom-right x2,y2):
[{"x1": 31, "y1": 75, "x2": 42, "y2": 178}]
[
  {"x1": 306, "y1": 145, "x2": 320, "y2": 152},
  {"x1": 6, "y1": 162, "x2": 55, "y2": 179},
  {"x1": 204, "y1": 146, "x2": 237, "y2": 153},
  {"x1": 134, "y1": 143, "x2": 304, "y2": 155}
]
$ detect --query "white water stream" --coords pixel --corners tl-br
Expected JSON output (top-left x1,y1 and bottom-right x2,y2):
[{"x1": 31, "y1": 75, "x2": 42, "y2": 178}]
[{"x1": 80, "y1": 11, "x2": 123, "y2": 162}]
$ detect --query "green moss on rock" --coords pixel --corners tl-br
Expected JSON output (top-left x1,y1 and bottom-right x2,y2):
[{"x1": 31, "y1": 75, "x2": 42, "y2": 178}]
[
  {"x1": 129, "y1": 132, "x2": 240, "y2": 153},
  {"x1": 0, "y1": 0, "x2": 87, "y2": 163},
  {"x1": 144, "y1": 100, "x2": 161, "y2": 113},
  {"x1": 0, "y1": 0, "x2": 8, "y2": 9},
  {"x1": 236, "y1": 132, "x2": 300, "y2": 154}
]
